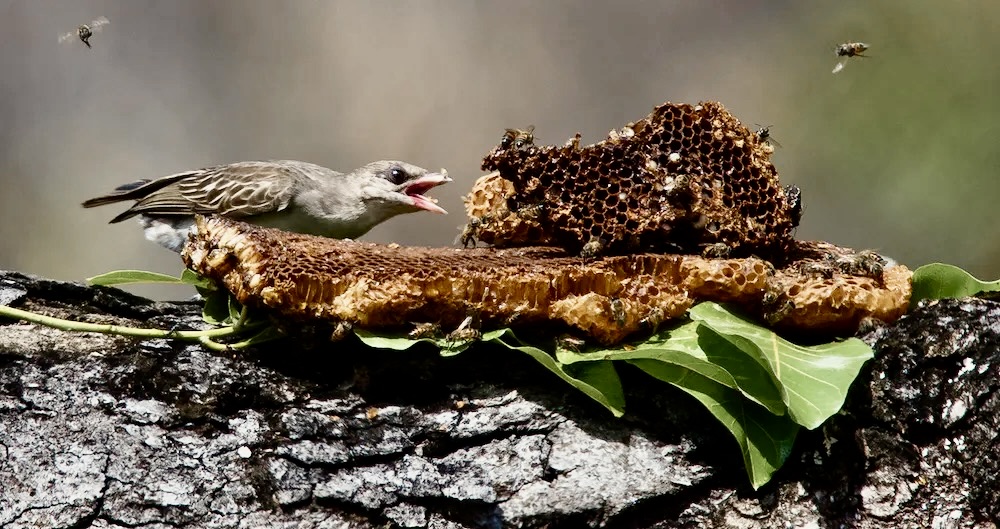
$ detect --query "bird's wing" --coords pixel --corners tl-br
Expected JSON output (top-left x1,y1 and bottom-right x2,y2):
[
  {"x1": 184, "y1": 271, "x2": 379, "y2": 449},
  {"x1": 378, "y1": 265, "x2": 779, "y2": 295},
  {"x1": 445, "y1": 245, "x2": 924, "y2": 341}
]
[
  {"x1": 58, "y1": 31, "x2": 75, "y2": 43},
  {"x1": 133, "y1": 162, "x2": 302, "y2": 219},
  {"x1": 87, "y1": 161, "x2": 307, "y2": 223}
]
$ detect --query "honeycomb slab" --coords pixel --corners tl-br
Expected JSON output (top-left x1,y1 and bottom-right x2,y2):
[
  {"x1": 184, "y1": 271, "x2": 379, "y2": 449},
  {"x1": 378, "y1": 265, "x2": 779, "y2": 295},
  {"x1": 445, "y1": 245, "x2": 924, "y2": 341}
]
[
  {"x1": 184, "y1": 217, "x2": 911, "y2": 345},
  {"x1": 476, "y1": 101, "x2": 799, "y2": 259}
]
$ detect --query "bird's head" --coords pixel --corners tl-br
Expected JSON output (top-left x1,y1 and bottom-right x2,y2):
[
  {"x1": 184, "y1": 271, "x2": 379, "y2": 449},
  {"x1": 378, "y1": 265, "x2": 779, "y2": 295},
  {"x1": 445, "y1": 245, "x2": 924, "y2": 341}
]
[{"x1": 356, "y1": 160, "x2": 452, "y2": 216}]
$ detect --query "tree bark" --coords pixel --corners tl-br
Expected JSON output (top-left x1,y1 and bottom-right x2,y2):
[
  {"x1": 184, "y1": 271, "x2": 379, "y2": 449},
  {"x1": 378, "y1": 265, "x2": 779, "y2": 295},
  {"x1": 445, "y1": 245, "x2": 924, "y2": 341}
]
[{"x1": 1, "y1": 270, "x2": 997, "y2": 528}]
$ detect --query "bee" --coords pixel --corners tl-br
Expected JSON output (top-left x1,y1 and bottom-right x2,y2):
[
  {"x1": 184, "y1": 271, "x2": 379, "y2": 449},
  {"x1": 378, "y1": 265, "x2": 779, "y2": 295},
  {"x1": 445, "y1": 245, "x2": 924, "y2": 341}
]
[
  {"x1": 516, "y1": 202, "x2": 546, "y2": 221},
  {"x1": 701, "y1": 242, "x2": 732, "y2": 258},
  {"x1": 329, "y1": 320, "x2": 354, "y2": 342},
  {"x1": 609, "y1": 298, "x2": 628, "y2": 328},
  {"x1": 762, "y1": 279, "x2": 795, "y2": 325},
  {"x1": 564, "y1": 133, "x2": 582, "y2": 149},
  {"x1": 783, "y1": 184, "x2": 803, "y2": 228},
  {"x1": 754, "y1": 125, "x2": 782, "y2": 148},
  {"x1": 832, "y1": 42, "x2": 870, "y2": 74},
  {"x1": 408, "y1": 322, "x2": 442, "y2": 340},
  {"x1": 59, "y1": 16, "x2": 110, "y2": 48},
  {"x1": 855, "y1": 316, "x2": 885, "y2": 336},
  {"x1": 797, "y1": 260, "x2": 835, "y2": 279},
  {"x1": 457, "y1": 217, "x2": 482, "y2": 248},
  {"x1": 500, "y1": 126, "x2": 536, "y2": 150},
  {"x1": 836, "y1": 250, "x2": 886, "y2": 283},
  {"x1": 638, "y1": 307, "x2": 666, "y2": 331},
  {"x1": 556, "y1": 334, "x2": 587, "y2": 353},
  {"x1": 445, "y1": 314, "x2": 482, "y2": 345},
  {"x1": 580, "y1": 237, "x2": 606, "y2": 260},
  {"x1": 764, "y1": 298, "x2": 795, "y2": 326}
]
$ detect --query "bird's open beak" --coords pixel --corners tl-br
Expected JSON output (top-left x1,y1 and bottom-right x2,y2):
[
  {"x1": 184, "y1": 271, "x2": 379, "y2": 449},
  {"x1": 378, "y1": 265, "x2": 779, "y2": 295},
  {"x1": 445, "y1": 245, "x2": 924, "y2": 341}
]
[{"x1": 400, "y1": 169, "x2": 452, "y2": 215}]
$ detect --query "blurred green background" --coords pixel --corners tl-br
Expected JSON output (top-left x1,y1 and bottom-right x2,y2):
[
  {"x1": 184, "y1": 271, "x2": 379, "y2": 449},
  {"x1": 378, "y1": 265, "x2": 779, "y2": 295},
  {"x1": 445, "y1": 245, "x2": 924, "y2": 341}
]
[{"x1": 1, "y1": 1, "x2": 998, "y2": 298}]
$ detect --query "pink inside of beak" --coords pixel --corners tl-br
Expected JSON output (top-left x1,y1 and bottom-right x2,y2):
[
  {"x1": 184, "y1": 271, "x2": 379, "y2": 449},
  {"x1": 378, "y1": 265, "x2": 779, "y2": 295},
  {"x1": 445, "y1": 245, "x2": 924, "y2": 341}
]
[{"x1": 403, "y1": 173, "x2": 451, "y2": 215}]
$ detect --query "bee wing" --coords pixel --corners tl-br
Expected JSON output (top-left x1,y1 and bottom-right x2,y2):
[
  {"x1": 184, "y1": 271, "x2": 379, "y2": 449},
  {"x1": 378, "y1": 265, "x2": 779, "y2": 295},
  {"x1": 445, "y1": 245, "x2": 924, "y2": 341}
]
[
  {"x1": 89, "y1": 17, "x2": 110, "y2": 32},
  {"x1": 58, "y1": 31, "x2": 76, "y2": 43},
  {"x1": 832, "y1": 59, "x2": 847, "y2": 74},
  {"x1": 769, "y1": 137, "x2": 783, "y2": 149}
]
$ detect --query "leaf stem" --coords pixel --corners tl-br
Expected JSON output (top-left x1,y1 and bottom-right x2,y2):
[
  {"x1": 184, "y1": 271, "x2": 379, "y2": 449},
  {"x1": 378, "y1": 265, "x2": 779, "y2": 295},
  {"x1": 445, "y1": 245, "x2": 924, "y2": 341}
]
[{"x1": 0, "y1": 303, "x2": 254, "y2": 341}]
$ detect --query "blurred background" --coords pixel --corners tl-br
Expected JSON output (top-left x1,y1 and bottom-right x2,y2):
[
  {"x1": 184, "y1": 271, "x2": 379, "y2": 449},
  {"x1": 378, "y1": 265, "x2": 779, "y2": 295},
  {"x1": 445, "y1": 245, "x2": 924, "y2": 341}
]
[{"x1": 1, "y1": 0, "x2": 999, "y2": 298}]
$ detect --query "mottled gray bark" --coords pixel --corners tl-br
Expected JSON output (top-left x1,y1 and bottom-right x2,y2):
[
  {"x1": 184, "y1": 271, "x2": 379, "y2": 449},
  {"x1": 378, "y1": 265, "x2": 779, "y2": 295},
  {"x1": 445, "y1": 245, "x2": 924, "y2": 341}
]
[{"x1": 1, "y1": 270, "x2": 997, "y2": 528}]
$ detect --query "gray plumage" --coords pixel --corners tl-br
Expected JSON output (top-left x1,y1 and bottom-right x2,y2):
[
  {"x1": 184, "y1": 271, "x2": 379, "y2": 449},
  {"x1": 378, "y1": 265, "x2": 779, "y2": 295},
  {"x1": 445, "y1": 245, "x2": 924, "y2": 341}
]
[{"x1": 83, "y1": 159, "x2": 452, "y2": 252}]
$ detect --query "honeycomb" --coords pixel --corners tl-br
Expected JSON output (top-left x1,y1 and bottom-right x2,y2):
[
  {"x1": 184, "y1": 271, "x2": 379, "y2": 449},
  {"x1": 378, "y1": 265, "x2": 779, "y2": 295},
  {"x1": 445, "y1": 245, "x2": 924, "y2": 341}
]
[
  {"x1": 762, "y1": 242, "x2": 911, "y2": 334},
  {"x1": 476, "y1": 101, "x2": 799, "y2": 259},
  {"x1": 460, "y1": 172, "x2": 555, "y2": 248},
  {"x1": 184, "y1": 216, "x2": 911, "y2": 345}
]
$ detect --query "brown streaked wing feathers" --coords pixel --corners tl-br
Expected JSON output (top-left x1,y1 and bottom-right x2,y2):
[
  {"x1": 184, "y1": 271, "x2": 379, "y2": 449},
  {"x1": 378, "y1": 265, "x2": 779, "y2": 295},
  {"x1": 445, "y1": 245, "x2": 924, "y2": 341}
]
[{"x1": 91, "y1": 162, "x2": 300, "y2": 223}]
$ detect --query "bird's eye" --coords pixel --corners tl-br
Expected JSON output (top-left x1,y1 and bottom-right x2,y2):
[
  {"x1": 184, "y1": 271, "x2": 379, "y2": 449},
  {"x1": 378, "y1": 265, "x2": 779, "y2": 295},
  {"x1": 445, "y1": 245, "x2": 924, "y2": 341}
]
[{"x1": 389, "y1": 167, "x2": 408, "y2": 185}]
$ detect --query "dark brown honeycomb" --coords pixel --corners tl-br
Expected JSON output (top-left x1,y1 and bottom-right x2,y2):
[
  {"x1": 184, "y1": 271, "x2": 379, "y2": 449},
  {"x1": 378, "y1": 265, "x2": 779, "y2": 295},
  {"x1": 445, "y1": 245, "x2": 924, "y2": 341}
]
[
  {"x1": 476, "y1": 101, "x2": 799, "y2": 259},
  {"x1": 185, "y1": 217, "x2": 911, "y2": 345}
]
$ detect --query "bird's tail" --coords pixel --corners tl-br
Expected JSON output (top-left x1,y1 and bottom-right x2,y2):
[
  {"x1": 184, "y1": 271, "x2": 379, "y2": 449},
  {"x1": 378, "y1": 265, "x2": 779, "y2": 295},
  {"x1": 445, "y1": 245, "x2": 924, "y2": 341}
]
[{"x1": 81, "y1": 179, "x2": 154, "y2": 208}]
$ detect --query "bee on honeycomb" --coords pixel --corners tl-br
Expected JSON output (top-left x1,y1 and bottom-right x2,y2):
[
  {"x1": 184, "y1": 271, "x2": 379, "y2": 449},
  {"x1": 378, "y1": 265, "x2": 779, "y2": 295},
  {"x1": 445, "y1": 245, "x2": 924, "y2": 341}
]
[{"x1": 479, "y1": 101, "x2": 800, "y2": 260}]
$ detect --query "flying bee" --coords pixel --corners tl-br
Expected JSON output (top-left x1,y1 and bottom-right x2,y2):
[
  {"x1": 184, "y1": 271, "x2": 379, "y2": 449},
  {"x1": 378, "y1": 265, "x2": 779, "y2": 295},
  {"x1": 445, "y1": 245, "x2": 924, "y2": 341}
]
[
  {"x1": 500, "y1": 125, "x2": 536, "y2": 150},
  {"x1": 754, "y1": 125, "x2": 782, "y2": 148},
  {"x1": 59, "y1": 16, "x2": 110, "y2": 48},
  {"x1": 831, "y1": 41, "x2": 870, "y2": 74}
]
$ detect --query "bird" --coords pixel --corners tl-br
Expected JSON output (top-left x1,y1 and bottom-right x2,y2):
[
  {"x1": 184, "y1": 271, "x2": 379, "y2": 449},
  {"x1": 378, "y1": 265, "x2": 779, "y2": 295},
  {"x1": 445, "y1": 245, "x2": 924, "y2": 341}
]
[{"x1": 82, "y1": 159, "x2": 453, "y2": 252}]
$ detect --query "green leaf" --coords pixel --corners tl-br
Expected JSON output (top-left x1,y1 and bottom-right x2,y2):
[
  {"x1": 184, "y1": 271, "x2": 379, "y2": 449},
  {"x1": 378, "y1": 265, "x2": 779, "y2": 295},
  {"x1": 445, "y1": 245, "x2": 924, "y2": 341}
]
[
  {"x1": 493, "y1": 329, "x2": 625, "y2": 417},
  {"x1": 180, "y1": 269, "x2": 217, "y2": 290},
  {"x1": 354, "y1": 329, "x2": 436, "y2": 350},
  {"x1": 354, "y1": 328, "x2": 503, "y2": 356},
  {"x1": 88, "y1": 270, "x2": 186, "y2": 286},
  {"x1": 240, "y1": 325, "x2": 286, "y2": 347},
  {"x1": 355, "y1": 327, "x2": 625, "y2": 416},
  {"x1": 560, "y1": 320, "x2": 786, "y2": 416},
  {"x1": 201, "y1": 289, "x2": 235, "y2": 325},
  {"x1": 628, "y1": 360, "x2": 798, "y2": 489},
  {"x1": 689, "y1": 302, "x2": 873, "y2": 430},
  {"x1": 228, "y1": 295, "x2": 244, "y2": 324},
  {"x1": 911, "y1": 263, "x2": 1000, "y2": 305}
]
